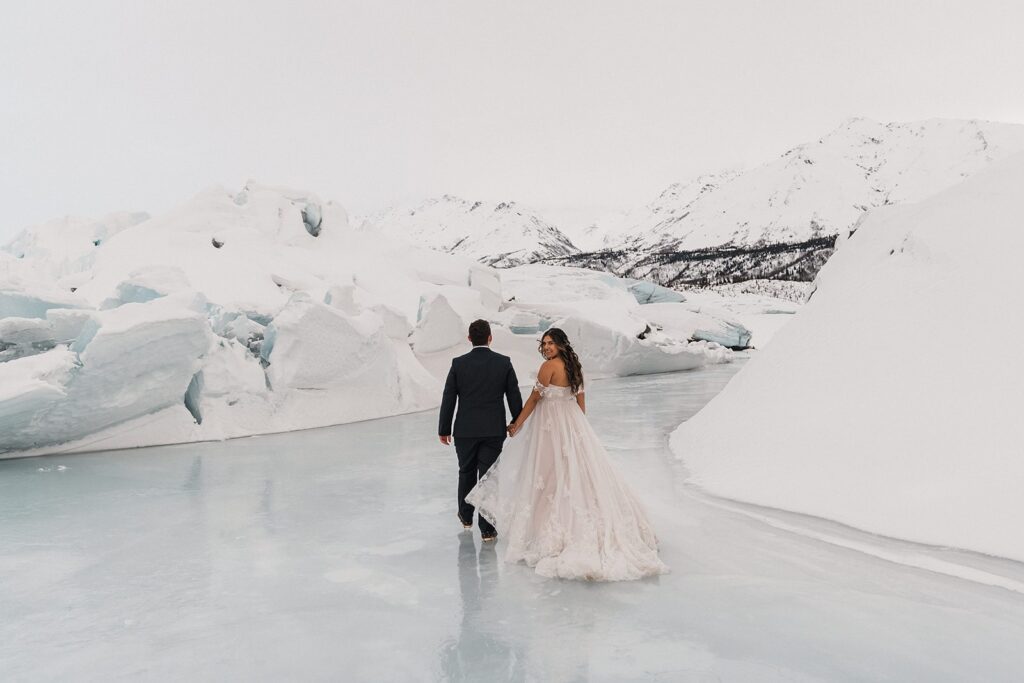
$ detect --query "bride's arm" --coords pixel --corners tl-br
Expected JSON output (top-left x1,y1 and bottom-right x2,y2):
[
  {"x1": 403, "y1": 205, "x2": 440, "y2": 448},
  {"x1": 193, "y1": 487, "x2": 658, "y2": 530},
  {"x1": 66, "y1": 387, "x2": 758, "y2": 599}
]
[
  {"x1": 509, "y1": 362, "x2": 554, "y2": 436},
  {"x1": 576, "y1": 389, "x2": 585, "y2": 414},
  {"x1": 510, "y1": 389, "x2": 540, "y2": 435}
]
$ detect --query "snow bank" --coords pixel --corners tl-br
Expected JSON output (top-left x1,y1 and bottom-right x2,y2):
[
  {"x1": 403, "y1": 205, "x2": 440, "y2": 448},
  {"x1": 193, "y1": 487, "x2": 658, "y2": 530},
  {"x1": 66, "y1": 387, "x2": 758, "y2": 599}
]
[{"x1": 671, "y1": 154, "x2": 1024, "y2": 562}]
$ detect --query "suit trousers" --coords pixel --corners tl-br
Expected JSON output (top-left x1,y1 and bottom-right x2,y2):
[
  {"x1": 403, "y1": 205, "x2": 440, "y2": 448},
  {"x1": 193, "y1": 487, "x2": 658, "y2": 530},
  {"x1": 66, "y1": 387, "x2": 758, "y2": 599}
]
[{"x1": 455, "y1": 436, "x2": 505, "y2": 535}]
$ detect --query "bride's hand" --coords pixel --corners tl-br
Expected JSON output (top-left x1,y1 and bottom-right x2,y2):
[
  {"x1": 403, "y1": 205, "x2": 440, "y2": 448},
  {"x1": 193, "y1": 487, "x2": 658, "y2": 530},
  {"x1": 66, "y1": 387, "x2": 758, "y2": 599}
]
[{"x1": 507, "y1": 422, "x2": 519, "y2": 437}]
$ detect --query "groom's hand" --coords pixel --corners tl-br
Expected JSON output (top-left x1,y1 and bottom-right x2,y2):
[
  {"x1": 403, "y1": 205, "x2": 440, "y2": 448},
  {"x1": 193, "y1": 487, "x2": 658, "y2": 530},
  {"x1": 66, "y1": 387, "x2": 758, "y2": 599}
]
[{"x1": 439, "y1": 435, "x2": 452, "y2": 445}]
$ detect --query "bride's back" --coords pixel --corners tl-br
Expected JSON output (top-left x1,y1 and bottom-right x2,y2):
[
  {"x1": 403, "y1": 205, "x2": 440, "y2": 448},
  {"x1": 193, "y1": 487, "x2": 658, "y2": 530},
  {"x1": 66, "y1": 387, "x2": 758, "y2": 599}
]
[{"x1": 543, "y1": 358, "x2": 572, "y2": 388}]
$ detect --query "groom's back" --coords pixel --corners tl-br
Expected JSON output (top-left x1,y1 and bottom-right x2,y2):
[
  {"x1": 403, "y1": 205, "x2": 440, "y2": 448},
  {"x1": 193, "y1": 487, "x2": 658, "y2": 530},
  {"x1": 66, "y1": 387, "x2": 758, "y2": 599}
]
[
  {"x1": 440, "y1": 348, "x2": 521, "y2": 438},
  {"x1": 456, "y1": 349, "x2": 508, "y2": 399}
]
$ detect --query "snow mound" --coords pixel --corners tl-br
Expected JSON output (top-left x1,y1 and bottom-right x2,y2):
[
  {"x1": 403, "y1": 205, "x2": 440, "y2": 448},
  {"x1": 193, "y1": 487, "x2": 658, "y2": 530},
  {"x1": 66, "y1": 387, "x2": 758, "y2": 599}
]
[{"x1": 670, "y1": 153, "x2": 1024, "y2": 562}]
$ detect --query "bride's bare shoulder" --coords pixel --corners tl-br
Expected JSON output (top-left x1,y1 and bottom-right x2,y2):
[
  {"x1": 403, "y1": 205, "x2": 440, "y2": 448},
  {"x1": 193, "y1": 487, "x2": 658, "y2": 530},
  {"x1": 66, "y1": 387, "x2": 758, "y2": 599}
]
[{"x1": 536, "y1": 358, "x2": 561, "y2": 381}]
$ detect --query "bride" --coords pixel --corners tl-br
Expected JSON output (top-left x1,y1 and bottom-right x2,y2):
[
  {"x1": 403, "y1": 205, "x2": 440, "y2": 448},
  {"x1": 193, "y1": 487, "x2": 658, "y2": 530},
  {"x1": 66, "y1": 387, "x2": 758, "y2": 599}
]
[{"x1": 466, "y1": 328, "x2": 668, "y2": 581}]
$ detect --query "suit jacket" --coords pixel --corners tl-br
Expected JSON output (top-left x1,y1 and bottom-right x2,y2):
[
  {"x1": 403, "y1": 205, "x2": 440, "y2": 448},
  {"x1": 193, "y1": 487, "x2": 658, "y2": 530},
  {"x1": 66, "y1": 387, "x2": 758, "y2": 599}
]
[{"x1": 439, "y1": 347, "x2": 523, "y2": 438}]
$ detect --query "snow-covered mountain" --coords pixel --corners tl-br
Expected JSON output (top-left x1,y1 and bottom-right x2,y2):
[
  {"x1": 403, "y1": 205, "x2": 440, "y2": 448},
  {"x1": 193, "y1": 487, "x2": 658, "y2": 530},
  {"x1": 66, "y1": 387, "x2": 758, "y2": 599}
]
[
  {"x1": 360, "y1": 195, "x2": 579, "y2": 267},
  {"x1": 560, "y1": 118, "x2": 1024, "y2": 287},
  {"x1": 586, "y1": 172, "x2": 742, "y2": 249}
]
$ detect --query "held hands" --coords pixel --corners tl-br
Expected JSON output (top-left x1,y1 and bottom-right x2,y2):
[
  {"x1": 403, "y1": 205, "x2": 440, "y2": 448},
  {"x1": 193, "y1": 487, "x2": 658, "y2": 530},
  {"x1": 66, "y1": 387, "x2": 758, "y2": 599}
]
[{"x1": 507, "y1": 422, "x2": 520, "y2": 437}]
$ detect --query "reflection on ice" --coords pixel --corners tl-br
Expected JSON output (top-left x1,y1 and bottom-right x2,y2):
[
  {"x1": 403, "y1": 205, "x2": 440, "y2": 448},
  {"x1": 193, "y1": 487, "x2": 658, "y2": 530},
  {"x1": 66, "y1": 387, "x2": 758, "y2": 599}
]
[{"x1": 440, "y1": 534, "x2": 525, "y2": 681}]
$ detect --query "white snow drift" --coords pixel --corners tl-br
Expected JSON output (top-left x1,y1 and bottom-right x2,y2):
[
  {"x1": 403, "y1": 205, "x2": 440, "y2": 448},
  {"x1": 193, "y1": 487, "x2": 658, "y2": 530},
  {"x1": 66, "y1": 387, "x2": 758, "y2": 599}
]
[{"x1": 671, "y1": 153, "x2": 1024, "y2": 562}]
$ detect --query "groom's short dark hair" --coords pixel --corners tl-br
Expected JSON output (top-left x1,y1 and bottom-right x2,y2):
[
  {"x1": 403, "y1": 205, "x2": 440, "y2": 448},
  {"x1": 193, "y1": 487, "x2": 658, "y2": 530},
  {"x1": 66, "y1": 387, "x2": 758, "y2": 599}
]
[{"x1": 468, "y1": 319, "x2": 491, "y2": 346}]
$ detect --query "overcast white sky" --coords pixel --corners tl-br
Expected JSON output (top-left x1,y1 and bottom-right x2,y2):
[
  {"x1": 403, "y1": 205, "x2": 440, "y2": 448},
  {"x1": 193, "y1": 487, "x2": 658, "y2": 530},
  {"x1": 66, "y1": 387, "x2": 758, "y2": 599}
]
[{"x1": 3, "y1": 0, "x2": 1024, "y2": 242}]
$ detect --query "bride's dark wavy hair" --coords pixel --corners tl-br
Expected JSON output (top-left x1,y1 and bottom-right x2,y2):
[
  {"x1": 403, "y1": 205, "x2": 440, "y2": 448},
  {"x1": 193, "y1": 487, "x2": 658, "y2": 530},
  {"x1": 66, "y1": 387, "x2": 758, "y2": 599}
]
[{"x1": 539, "y1": 328, "x2": 584, "y2": 394}]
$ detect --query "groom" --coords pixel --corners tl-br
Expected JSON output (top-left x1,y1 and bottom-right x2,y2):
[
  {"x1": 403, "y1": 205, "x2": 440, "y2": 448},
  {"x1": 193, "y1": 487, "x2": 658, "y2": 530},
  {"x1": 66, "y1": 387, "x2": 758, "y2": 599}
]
[{"x1": 438, "y1": 319, "x2": 523, "y2": 541}]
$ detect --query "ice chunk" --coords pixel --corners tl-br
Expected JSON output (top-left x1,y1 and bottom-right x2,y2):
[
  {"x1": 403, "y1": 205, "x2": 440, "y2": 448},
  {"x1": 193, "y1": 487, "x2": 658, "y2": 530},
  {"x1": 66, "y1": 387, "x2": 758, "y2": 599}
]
[
  {"x1": 180, "y1": 339, "x2": 271, "y2": 434},
  {"x1": 46, "y1": 308, "x2": 99, "y2": 343},
  {"x1": 468, "y1": 264, "x2": 502, "y2": 311},
  {"x1": 264, "y1": 295, "x2": 387, "y2": 389},
  {"x1": 0, "y1": 317, "x2": 56, "y2": 362},
  {"x1": 199, "y1": 339, "x2": 269, "y2": 397},
  {"x1": 555, "y1": 315, "x2": 708, "y2": 377},
  {"x1": 301, "y1": 202, "x2": 322, "y2": 237},
  {"x1": 99, "y1": 266, "x2": 192, "y2": 309},
  {"x1": 0, "y1": 317, "x2": 55, "y2": 346},
  {"x1": 0, "y1": 294, "x2": 212, "y2": 454},
  {"x1": 249, "y1": 295, "x2": 440, "y2": 432},
  {"x1": 508, "y1": 311, "x2": 552, "y2": 335},
  {"x1": 410, "y1": 293, "x2": 466, "y2": 353},
  {"x1": 641, "y1": 304, "x2": 752, "y2": 349},
  {"x1": 673, "y1": 288, "x2": 800, "y2": 348},
  {"x1": 0, "y1": 288, "x2": 81, "y2": 319},
  {"x1": 371, "y1": 303, "x2": 413, "y2": 340},
  {"x1": 625, "y1": 279, "x2": 687, "y2": 304},
  {"x1": 183, "y1": 372, "x2": 203, "y2": 423},
  {"x1": 0, "y1": 347, "x2": 77, "y2": 437},
  {"x1": 324, "y1": 284, "x2": 361, "y2": 315},
  {"x1": 691, "y1": 321, "x2": 752, "y2": 349}
]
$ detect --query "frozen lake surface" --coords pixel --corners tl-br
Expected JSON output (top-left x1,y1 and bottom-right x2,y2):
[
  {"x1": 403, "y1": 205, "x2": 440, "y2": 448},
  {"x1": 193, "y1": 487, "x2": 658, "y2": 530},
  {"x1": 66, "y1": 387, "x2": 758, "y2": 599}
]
[{"x1": 3, "y1": 363, "x2": 1024, "y2": 681}]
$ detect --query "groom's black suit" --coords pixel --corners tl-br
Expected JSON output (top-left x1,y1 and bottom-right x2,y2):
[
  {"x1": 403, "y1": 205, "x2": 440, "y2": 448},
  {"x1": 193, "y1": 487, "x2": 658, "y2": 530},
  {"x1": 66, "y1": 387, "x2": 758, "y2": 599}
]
[{"x1": 439, "y1": 346, "x2": 523, "y2": 536}]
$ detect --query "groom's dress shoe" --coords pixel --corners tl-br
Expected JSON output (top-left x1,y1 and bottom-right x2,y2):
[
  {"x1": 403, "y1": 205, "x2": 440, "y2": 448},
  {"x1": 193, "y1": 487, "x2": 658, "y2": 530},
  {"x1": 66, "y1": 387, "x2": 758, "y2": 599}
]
[
  {"x1": 458, "y1": 514, "x2": 473, "y2": 529},
  {"x1": 481, "y1": 533, "x2": 497, "y2": 542}
]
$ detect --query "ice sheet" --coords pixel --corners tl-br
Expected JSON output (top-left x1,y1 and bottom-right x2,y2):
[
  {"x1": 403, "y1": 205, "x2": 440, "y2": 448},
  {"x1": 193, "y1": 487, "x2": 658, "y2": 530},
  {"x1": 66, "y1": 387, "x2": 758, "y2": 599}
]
[{"x1": 3, "y1": 368, "x2": 1024, "y2": 682}]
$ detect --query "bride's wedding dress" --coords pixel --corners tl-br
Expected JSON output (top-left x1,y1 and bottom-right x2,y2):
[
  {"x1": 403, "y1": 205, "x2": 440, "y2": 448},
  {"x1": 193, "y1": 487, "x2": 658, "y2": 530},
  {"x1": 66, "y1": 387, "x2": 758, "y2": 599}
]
[{"x1": 466, "y1": 382, "x2": 668, "y2": 581}]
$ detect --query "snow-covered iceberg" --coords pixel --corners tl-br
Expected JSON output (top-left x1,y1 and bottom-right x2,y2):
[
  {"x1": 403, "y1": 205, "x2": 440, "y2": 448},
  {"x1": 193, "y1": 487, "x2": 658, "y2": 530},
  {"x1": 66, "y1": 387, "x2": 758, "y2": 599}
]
[
  {"x1": 670, "y1": 154, "x2": 1024, "y2": 562},
  {"x1": 1, "y1": 293, "x2": 212, "y2": 453},
  {"x1": 0, "y1": 184, "x2": 748, "y2": 458}
]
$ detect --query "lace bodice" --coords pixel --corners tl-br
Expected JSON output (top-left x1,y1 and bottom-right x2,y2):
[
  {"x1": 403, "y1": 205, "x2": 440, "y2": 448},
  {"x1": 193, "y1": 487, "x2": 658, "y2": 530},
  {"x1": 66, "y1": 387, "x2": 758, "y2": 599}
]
[{"x1": 533, "y1": 382, "x2": 583, "y2": 400}]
